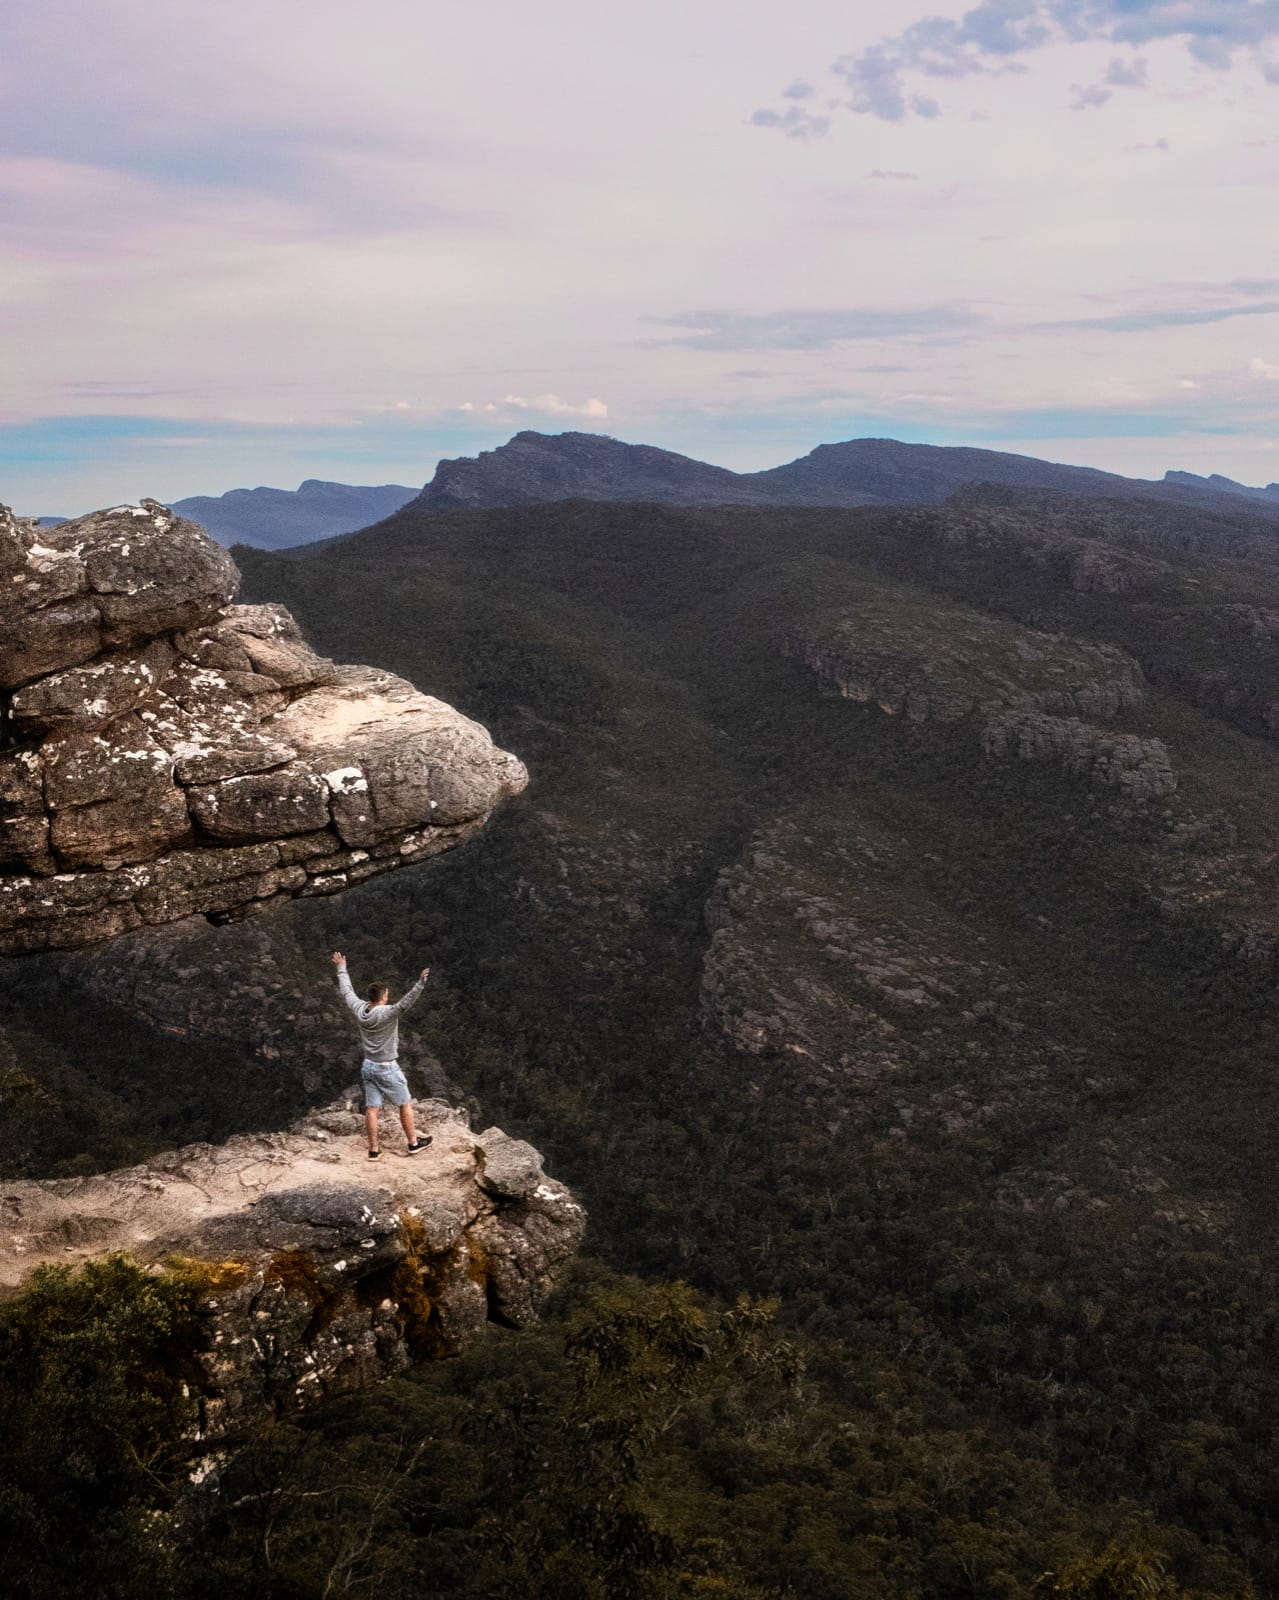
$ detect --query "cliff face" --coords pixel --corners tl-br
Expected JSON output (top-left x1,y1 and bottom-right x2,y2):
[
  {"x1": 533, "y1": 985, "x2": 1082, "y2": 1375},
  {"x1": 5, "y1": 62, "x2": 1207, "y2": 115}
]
[
  {"x1": 0, "y1": 501, "x2": 527, "y2": 955},
  {"x1": 785, "y1": 598, "x2": 1177, "y2": 810},
  {"x1": 0, "y1": 1096, "x2": 584, "y2": 1437}
]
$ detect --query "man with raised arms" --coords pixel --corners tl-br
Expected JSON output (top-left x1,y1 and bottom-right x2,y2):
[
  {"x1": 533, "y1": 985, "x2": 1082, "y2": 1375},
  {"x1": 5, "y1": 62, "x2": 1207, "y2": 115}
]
[{"x1": 331, "y1": 951, "x2": 432, "y2": 1159}]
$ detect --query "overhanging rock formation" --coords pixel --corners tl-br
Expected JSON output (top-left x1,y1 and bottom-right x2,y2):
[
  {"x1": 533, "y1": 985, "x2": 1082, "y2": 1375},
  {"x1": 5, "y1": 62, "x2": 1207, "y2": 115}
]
[
  {"x1": 0, "y1": 1098, "x2": 585, "y2": 1438},
  {"x1": 0, "y1": 501, "x2": 528, "y2": 954}
]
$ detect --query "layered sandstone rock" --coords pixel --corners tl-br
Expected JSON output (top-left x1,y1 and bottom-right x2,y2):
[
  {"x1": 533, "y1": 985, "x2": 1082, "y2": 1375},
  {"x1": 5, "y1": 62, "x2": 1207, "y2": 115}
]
[
  {"x1": 0, "y1": 1096, "x2": 585, "y2": 1438},
  {"x1": 0, "y1": 502, "x2": 528, "y2": 954}
]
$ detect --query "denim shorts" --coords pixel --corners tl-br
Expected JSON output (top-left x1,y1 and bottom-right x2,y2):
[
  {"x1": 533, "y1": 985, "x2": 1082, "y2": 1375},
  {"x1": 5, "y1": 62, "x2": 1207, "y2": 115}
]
[{"x1": 361, "y1": 1060, "x2": 411, "y2": 1109}]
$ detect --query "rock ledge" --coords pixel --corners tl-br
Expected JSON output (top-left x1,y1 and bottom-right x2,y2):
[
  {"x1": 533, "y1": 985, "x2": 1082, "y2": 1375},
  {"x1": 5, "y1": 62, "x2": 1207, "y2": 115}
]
[
  {"x1": 0, "y1": 1097, "x2": 584, "y2": 1437},
  {"x1": 1, "y1": 501, "x2": 527, "y2": 954}
]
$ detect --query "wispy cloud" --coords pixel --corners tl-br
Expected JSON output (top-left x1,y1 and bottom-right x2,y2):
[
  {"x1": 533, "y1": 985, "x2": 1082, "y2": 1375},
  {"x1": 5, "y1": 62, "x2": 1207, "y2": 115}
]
[
  {"x1": 647, "y1": 306, "x2": 983, "y2": 352},
  {"x1": 747, "y1": 106, "x2": 830, "y2": 141},
  {"x1": 753, "y1": 0, "x2": 1279, "y2": 128},
  {"x1": 457, "y1": 395, "x2": 609, "y2": 419},
  {"x1": 0, "y1": 6, "x2": 480, "y2": 245},
  {"x1": 1041, "y1": 300, "x2": 1279, "y2": 333}
]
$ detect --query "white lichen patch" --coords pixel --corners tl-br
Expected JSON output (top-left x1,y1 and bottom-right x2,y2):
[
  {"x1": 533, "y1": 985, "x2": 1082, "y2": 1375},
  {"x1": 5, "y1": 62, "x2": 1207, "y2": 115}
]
[{"x1": 322, "y1": 766, "x2": 369, "y2": 794}]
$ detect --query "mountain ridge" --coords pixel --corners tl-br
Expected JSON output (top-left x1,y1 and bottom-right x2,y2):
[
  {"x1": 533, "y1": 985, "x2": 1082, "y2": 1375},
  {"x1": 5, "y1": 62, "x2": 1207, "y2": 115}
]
[
  {"x1": 172, "y1": 478, "x2": 418, "y2": 549},
  {"x1": 414, "y1": 429, "x2": 1279, "y2": 521},
  {"x1": 28, "y1": 436, "x2": 1279, "y2": 547}
]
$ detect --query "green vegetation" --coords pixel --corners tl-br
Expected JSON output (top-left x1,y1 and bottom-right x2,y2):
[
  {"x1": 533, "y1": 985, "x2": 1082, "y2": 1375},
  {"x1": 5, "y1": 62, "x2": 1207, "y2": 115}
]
[{"x1": 0, "y1": 1254, "x2": 218, "y2": 1599}]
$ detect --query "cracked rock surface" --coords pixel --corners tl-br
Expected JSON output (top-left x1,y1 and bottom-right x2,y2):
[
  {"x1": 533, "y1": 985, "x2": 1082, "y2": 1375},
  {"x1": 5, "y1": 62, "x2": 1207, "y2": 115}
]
[
  {"x1": 0, "y1": 1097, "x2": 585, "y2": 1437},
  {"x1": 0, "y1": 502, "x2": 528, "y2": 954}
]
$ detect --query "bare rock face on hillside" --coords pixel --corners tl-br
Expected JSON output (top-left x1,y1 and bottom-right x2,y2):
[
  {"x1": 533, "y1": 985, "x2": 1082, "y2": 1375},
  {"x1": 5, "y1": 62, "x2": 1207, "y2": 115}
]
[
  {"x1": 786, "y1": 596, "x2": 1147, "y2": 724},
  {"x1": 0, "y1": 502, "x2": 528, "y2": 955},
  {"x1": 701, "y1": 811, "x2": 1020, "y2": 1077},
  {"x1": 0, "y1": 1097, "x2": 585, "y2": 1438},
  {"x1": 787, "y1": 592, "x2": 1175, "y2": 810}
]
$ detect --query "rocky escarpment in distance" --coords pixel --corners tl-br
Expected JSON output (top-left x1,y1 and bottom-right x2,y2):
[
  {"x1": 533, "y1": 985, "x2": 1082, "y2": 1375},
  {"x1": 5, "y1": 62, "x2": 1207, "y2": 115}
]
[
  {"x1": 786, "y1": 593, "x2": 1148, "y2": 723},
  {"x1": 0, "y1": 1096, "x2": 584, "y2": 1437},
  {"x1": 0, "y1": 502, "x2": 527, "y2": 955},
  {"x1": 783, "y1": 580, "x2": 1279, "y2": 961},
  {"x1": 702, "y1": 810, "x2": 1019, "y2": 1076},
  {"x1": 786, "y1": 592, "x2": 1177, "y2": 810}
]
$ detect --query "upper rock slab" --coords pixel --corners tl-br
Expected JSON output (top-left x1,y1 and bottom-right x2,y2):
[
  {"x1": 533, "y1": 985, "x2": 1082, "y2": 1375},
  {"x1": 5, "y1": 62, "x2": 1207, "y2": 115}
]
[
  {"x1": 0, "y1": 501, "x2": 528, "y2": 955},
  {"x1": 1, "y1": 500, "x2": 238, "y2": 689}
]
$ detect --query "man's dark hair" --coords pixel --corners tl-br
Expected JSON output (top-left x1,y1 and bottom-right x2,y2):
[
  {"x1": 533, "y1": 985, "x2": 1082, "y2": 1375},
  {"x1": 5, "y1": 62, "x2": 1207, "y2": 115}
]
[{"x1": 366, "y1": 982, "x2": 390, "y2": 1004}]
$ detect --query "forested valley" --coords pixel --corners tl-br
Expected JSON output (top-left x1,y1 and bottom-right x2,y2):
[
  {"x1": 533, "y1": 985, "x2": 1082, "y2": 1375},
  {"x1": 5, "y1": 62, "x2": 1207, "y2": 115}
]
[{"x1": 4, "y1": 489, "x2": 1279, "y2": 1597}]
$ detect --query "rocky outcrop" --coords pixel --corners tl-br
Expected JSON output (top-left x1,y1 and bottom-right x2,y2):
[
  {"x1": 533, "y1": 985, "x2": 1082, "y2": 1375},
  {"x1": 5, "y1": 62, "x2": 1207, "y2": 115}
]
[
  {"x1": 788, "y1": 593, "x2": 1176, "y2": 809},
  {"x1": 701, "y1": 813, "x2": 1015, "y2": 1077},
  {"x1": 0, "y1": 1096, "x2": 584, "y2": 1437},
  {"x1": 981, "y1": 712, "x2": 1176, "y2": 805},
  {"x1": 1143, "y1": 605, "x2": 1279, "y2": 741},
  {"x1": 0, "y1": 502, "x2": 527, "y2": 955},
  {"x1": 787, "y1": 597, "x2": 1146, "y2": 723}
]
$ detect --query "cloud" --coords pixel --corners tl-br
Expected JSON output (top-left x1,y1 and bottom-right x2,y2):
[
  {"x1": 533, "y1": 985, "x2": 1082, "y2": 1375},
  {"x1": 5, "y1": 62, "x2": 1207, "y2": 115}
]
[
  {"x1": 499, "y1": 396, "x2": 611, "y2": 422},
  {"x1": 647, "y1": 306, "x2": 983, "y2": 352},
  {"x1": 748, "y1": 105, "x2": 830, "y2": 140},
  {"x1": 1073, "y1": 48, "x2": 1151, "y2": 106},
  {"x1": 1105, "y1": 54, "x2": 1149, "y2": 87},
  {"x1": 1250, "y1": 356, "x2": 1279, "y2": 379},
  {"x1": 455, "y1": 395, "x2": 609, "y2": 419},
  {"x1": 755, "y1": 0, "x2": 1279, "y2": 128},
  {"x1": 867, "y1": 168, "x2": 921, "y2": 179},
  {"x1": 0, "y1": 6, "x2": 476, "y2": 241},
  {"x1": 1043, "y1": 300, "x2": 1279, "y2": 333}
]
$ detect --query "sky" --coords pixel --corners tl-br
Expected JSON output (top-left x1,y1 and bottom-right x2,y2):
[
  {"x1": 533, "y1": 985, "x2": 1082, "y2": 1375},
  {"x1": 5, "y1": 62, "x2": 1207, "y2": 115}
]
[{"x1": 3, "y1": 0, "x2": 1279, "y2": 512}]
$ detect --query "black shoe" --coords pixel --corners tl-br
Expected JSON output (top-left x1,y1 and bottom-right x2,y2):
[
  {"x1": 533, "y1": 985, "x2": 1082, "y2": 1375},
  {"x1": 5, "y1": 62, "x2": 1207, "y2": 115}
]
[
  {"x1": 405, "y1": 1138, "x2": 432, "y2": 1154},
  {"x1": 368, "y1": 1148, "x2": 381, "y2": 1160}
]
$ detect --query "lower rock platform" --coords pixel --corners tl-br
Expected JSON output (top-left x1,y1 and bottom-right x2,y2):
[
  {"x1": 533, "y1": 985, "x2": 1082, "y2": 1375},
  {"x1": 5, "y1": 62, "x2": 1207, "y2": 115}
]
[{"x1": 0, "y1": 1097, "x2": 585, "y2": 1438}]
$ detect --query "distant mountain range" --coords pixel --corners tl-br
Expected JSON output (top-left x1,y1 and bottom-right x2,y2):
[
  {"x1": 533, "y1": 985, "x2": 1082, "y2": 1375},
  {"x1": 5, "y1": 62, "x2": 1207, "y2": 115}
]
[
  {"x1": 170, "y1": 479, "x2": 418, "y2": 549},
  {"x1": 29, "y1": 436, "x2": 1279, "y2": 547},
  {"x1": 413, "y1": 430, "x2": 1279, "y2": 520},
  {"x1": 1163, "y1": 469, "x2": 1279, "y2": 507}
]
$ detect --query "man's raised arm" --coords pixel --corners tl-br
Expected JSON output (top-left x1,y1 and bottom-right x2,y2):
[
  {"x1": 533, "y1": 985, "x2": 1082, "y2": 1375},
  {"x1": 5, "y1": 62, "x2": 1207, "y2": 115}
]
[
  {"x1": 331, "y1": 951, "x2": 364, "y2": 1017},
  {"x1": 391, "y1": 966, "x2": 431, "y2": 1015}
]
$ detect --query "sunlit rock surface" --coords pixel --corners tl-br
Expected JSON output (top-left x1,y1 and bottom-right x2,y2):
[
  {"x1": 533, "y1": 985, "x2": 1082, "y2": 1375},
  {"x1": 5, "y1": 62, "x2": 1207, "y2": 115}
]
[
  {"x1": 0, "y1": 1097, "x2": 585, "y2": 1437},
  {"x1": 0, "y1": 501, "x2": 527, "y2": 954}
]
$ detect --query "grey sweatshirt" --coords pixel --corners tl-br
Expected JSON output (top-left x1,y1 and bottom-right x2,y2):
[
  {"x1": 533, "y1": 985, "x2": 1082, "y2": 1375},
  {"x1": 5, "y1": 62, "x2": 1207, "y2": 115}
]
[{"x1": 337, "y1": 968, "x2": 427, "y2": 1063}]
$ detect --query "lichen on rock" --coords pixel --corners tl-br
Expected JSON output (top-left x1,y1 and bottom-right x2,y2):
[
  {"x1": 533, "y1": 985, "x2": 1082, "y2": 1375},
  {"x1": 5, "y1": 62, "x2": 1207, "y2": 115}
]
[{"x1": 0, "y1": 500, "x2": 528, "y2": 954}]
